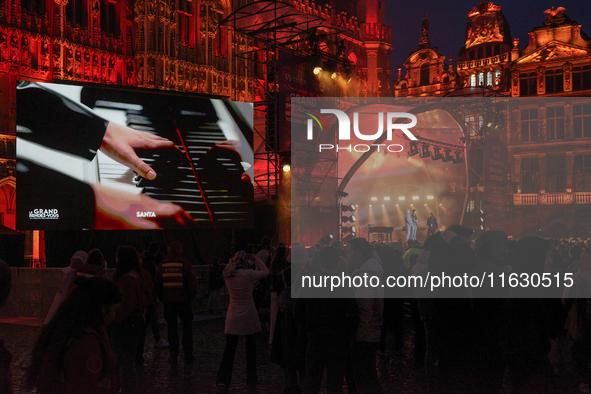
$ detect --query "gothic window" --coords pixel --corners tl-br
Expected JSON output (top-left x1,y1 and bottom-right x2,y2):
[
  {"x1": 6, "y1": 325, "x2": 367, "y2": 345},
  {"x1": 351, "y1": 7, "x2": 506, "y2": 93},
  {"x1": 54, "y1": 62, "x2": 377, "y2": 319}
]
[
  {"x1": 478, "y1": 72, "x2": 484, "y2": 86},
  {"x1": 66, "y1": 0, "x2": 88, "y2": 27},
  {"x1": 100, "y1": 0, "x2": 120, "y2": 36},
  {"x1": 443, "y1": 75, "x2": 449, "y2": 83},
  {"x1": 485, "y1": 45, "x2": 491, "y2": 58},
  {"x1": 470, "y1": 74, "x2": 476, "y2": 87},
  {"x1": 494, "y1": 70, "x2": 501, "y2": 85},
  {"x1": 419, "y1": 64, "x2": 429, "y2": 86},
  {"x1": 20, "y1": 0, "x2": 45, "y2": 15},
  {"x1": 573, "y1": 103, "x2": 591, "y2": 139},
  {"x1": 486, "y1": 71, "x2": 492, "y2": 86},
  {"x1": 178, "y1": 0, "x2": 194, "y2": 46},
  {"x1": 574, "y1": 155, "x2": 591, "y2": 192},
  {"x1": 545, "y1": 69, "x2": 563, "y2": 94},
  {"x1": 547, "y1": 155, "x2": 566, "y2": 192},
  {"x1": 213, "y1": 7, "x2": 226, "y2": 56},
  {"x1": 573, "y1": 66, "x2": 591, "y2": 91},
  {"x1": 493, "y1": 44, "x2": 500, "y2": 56},
  {"x1": 469, "y1": 50, "x2": 475, "y2": 61},
  {"x1": 546, "y1": 106, "x2": 565, "y2": 140},
  {"x1": 520, "y1": 108, "x2": 539, "y2": 142},
  {"x1": 521, "y1": 157, "x2": 539, "y2": 193},
  {"x1": 477, "y1": 47, "x2": 483, "y2": 59},
  {"x1": 519, "y1": 73, "x2": 537, "y2": 96}
]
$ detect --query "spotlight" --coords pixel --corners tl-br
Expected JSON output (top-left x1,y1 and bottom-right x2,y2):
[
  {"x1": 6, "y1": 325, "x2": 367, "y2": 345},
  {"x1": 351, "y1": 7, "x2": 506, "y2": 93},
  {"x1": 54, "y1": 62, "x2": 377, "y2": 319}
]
[
  {"x1": 371, "y1": 197, "x2": 378, "y2": 201},
  {"x1": 324, "y1": 60, "x2": 338, "y2": 78},
  {"x1": 331, "y1": 72, "x2": 338, "y2": 80},
  {"x1": 341, "y1": 204, "x2": 357, "y2": 212},
  {"x1": 396, "y1": 204, "x2": 399, "y2": 207},
  {"x1": 412, "y1": 196, "x2": 419, "y2": 200},
  {"x1": 282, "y1": 164, "x2": 291, "y2": 172},
  {"x1": 341, "y1": 214, "x2": 356, "y2": 224},
  {"x1": 317, "y1": 234, "x2": 334, "y2": 246},
  {"x1": 419, "y1": 144, "x2": 432, "y2": 159},
  {"x1": 431, "y1": 147, "x2": 444, "y2": 160},
  {"x1": 424, "y1": 204, "x2": 427, "y2": 206},
  {"x1": 384, "y1": 197, "x2": 390, "y2": 201},
  {"x1": 409, "y1": 141, "x2": 420, "y2": 156},
  {"x1": 369, "y1": 204, "x2": 372, "y2": 207},
  {"x1": 382, "y1": 204, "x2": 385, "y2": 207},
  {"x1": 427, "y1": 196, "x2": 434, "y2": 200},
  {"x1": 442, "y1": 149, "x2": 454, "y2": 162},
  {"x1": 452, "y1": 152, "x2": 465, "y2": 164},
  {"x1": 410, "y1": 204, "x2": 414, "y2": 206},
  {"x1": 399, "y1": 196, "x2": 405, "y2": 201},
  {"x1": 439, "y1": 203, "x2": 442, "y2": 206},
  {"x1": 337, "y1": 191, "x2": 349, "y2": 198},
  {"x1": 313, "y1": 67, "x2": 322, "y2": 75},
  {"x1": 311, "y1": 55, "x2": 323, "y2": 75},
  {"x1": 342, "y1": 225, "x2": 356, "y2": 236}
]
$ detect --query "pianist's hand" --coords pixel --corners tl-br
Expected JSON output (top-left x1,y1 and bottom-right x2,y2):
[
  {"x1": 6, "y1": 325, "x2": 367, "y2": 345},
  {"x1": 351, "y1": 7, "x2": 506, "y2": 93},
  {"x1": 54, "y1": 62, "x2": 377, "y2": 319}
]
[
  {"x1": 100, "y1": 122, "x2": 177, "y2": 181},
  {"x1": 91, "y1": 184, "x2": 197, "y2": 229}
]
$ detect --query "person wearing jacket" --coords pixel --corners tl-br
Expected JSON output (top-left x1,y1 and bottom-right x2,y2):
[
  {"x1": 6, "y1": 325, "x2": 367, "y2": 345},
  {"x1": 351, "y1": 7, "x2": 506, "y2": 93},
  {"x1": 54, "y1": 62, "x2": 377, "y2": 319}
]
[
  {"x1": 154, "y1": 240, "x2": 198, "y2": 365},
  {"x1": 345, "y1": 238, "x2": 384, "y2": 393},
  {"x1": 404, "y1": 209, "x2": 413, "y2": 244}
]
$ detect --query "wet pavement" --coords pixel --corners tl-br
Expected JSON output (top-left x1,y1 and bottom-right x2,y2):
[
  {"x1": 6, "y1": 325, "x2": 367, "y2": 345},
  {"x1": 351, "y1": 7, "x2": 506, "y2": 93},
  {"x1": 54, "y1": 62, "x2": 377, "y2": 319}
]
[{"x1": 1, "y1": 312, "x2": 585, "y2": 393}]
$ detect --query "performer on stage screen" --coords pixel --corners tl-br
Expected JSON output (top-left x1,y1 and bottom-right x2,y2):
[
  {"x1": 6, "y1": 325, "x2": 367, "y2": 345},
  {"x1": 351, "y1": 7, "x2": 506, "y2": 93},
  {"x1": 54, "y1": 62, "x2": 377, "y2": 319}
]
[
  {"x1": 426, "y1": 212, "x2": 438, "y2": 238},
  {"x1": 411, "y1": 209, "x2": 418, "y2": 241},
  {"x1": 404, "y1": 209, "x2": 413, "y2": 244}
]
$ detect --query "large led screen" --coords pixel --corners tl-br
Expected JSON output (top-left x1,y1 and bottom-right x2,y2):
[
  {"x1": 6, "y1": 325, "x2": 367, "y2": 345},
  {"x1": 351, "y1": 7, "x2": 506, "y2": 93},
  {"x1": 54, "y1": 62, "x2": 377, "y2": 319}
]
[{"x1": 16, "y1": 81, "x2": 254, "y2": 230}]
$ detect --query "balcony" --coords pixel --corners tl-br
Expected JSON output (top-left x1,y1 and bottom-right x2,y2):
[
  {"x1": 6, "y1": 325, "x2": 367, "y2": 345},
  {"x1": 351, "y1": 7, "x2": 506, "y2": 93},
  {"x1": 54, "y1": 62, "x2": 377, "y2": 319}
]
[
  {"x1": 457, "y1": 53, "x2": 509, "y2": 71},
  {"x1": 513, "y1": 192, "x2": 591, "y2": 205}
]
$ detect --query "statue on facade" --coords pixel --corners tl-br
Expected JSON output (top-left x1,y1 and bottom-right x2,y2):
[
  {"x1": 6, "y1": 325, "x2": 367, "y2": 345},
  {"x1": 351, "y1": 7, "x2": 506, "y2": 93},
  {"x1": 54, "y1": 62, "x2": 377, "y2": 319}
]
[{"x1": 420, "y1": 15, "x2": 429, "y2": 45}]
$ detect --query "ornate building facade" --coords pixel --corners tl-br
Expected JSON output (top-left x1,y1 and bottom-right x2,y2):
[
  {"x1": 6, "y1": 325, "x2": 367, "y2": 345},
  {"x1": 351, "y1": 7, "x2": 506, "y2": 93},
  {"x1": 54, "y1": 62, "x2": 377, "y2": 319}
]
[{"x1": 394, "y1": 1, "x2": 591, "y2": 238}]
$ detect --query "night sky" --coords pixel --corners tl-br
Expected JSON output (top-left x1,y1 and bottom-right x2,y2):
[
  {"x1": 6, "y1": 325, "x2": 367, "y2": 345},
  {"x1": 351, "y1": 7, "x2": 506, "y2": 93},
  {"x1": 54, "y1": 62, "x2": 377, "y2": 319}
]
[{"x1": 386, "y1": 0, "x2": 591, "y2": 77}]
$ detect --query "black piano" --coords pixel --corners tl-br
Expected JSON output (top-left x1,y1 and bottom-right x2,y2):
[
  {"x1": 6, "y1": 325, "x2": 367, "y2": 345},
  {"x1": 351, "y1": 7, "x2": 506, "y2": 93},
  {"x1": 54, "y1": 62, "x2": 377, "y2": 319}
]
[{"x1": 368, "y1": 226, "x2": 394, "y2": 242}]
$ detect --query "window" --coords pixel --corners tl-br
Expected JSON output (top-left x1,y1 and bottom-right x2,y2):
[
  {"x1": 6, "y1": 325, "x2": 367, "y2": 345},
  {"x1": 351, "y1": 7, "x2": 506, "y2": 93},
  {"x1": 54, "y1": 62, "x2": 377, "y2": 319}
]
[
  {"x1": 520, "y1": 108, "x2": 539, "y2": 142},
  {"x1": 478, "y1": 72, "x2": 484, "y2": 86},
  {"x1": 547, "y1": 156, "x2": 566, "y2": 192},
  {"x1": 574, "y1": 155, "x2": 591, "y2": 192},
  {"x1": 66, "y1": 0, "x2": 87, "y2": 27},
  {"x1": 100, "y1": 0, "x2": 119, "y2": 36},
  {"x1": 493, "y1": 44, "x2": 500, "y2": 56},
  {"x1": 486, "y1": 71, "x2": 492, "y2": 87},
  {"x1": 178, "y1": 0, "x2": 194, "y2": 46},
  {"x1": 469, "y1": 50, "x2": 475, "y2": 61},
  {"x1": 443, "y1": 75, "x2": 449, "y2": 83},
  {"x1": 477, "y1": 47, "x2": 483, "y2": 59},
  {"x1": 573, "y1": 66, "x2": 591, "y2": 91},
  {"x1": 465, "y1": 115, "x2": 483, "y2": 137},
  {"x1": 574, "y1": 104, "x2": 591, "y2": 138},
  {"x1": 546, "y1": 106, "x2": 565, "y2": 140},
  {"x1": 521, "y1": 157, "x2": 540, "y2": 193},
  {"x1": 20, "y1": 0, "x2": 45, "y2": 15},
  {"x1": 470, "y1": 74, "x2": 476, "y2": 87},
  {"x1": 485, "y1": 45, "x2": 491, "y2": 58},
  {"x1": 545, "y1": 69, "x2": 564, "y2": 94},
  {"x1": 520, "y1": 73, "x2": 537, "y2": 96},
  {"x1": 420, "y1": 64, "x2": 430, "y2": 86},
  {"x1": 494, "y1": 70, "x2": 501, "y2": 85}
]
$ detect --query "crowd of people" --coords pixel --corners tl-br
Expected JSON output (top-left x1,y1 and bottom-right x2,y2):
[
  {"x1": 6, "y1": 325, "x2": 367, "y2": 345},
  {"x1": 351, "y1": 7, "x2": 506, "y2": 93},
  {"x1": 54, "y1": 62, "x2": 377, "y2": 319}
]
[{"x1": 2, "y1": 228, "x2": 591, "y2": 393}]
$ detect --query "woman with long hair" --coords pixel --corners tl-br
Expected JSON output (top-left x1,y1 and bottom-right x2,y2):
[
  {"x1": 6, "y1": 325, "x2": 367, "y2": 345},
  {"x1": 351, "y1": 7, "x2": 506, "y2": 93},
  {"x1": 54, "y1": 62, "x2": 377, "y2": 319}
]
[
  {"x1": 27, "y1": 277, "x2": 121, "y2": 393},
  {"x1": 111, "y1": 245, "x2": 144, "y2": 394}
]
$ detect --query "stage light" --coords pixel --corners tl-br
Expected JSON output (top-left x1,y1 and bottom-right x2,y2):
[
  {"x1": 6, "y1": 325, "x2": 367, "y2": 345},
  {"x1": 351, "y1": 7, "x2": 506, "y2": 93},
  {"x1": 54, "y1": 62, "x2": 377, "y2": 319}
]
[
  {"x1": 452, "y1": 151, "x2": 465, "y2": 164},
  {"x1": 351, "y1": 214, "x2": 357, "y2": 222},
  {"x1": 420, "y1": 144, "x2": 432, "y2": 159},
  {"x1": 342, "y1": 214, "x2": 356, "y2": 224},
  {"x1": 317, "y1": 234, "x2": 334, "y2": 246},
  {"x1": 399, "y1": 196, "x2": 405, "y2": 201},
  {"x1": 412, "y1": 196, "x2": 419, "y2": 200},
  {"x1": 382, "y1": 204, "x2": 385, "y2": 207},
  {"x1": 371, "y1": 197, "x2": 378, "y2": 201},
  {"x1": 341, "y1": 203, "x2": 357, "y2": 212},
  {"x1": 424, "y1": 204, "x2": 427, "y2": 206},
  {"x1": 369, "y1": 204, "x2": 372, "y2": 207},
  {"x1": 331, "y1": 72, "x2": 338, "y2": 80},
  {"x1": 431, "y1": 147, "x2": 444, "y2": 160},
  {"x1": 410, "y1": 204, "x2": 414, "y2": 206},
  {"x1": 324, "y1": 60, "x2": 338, "y2": 79},
  {"x1": 409, "y1": 141, "x2": 420, "y2": 156},
  {"x1": 396, "y1": 204, "x2": 399, "y2": 207},
  {"x1": 337, "y1": 191, "x2": 349, "y2": 198},
  {"x1": 342, "y1": 225, "x2": 356, "y2": 237},
  {"x1": 311, "y1": 55, "x2": 323, "y2": 75},
  {"x1": 442, "y1": 149, "x2": 454, "y2": 162},
  {"x1": 313, "y1": 67, "x2": 322, "y2": 75},
  {"x1": 282, "y1": 164, "x2": 291, "y2": 172},
  {"x1": 384, "y1": 197, "x2": 390, "y2": 201},
  {"x1": 439, "y1": 203, "x2": 442, "y2": 206},
  {"x1": 427, "y1": 196, "x2": 434, "y2": 200}
]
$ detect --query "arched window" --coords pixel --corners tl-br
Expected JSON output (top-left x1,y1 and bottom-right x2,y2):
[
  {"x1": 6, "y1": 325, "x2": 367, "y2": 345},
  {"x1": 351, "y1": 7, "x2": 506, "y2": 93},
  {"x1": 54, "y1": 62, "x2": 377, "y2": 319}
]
[
  {"x1": 485, "y1": 45, "x2": 491, "y2": 58},
  {"x1": 477, "y1": 47, "x2": 483, "y2": 59},
  {"x1": 494, "y1": 44, "x2": 500, "y2": 56},
  {"x1": 486, "y1": 71, "x2": 493, "y2": 86},
  {"x1": 478, "y1": 72, "x2": 484, "y2": 86},
  {"x1": 470, "y1": 74, "x2": 476, "y2": 87},
  {"x1": 519, "y1": 73, "x2": 537, "y2": 96},
  {"x1": 66, "y1": 0, "x2": 87, "y2": 27},
  {"x1": 469, "y1": 50, "x2": 475, "y2": 61},
  {"x1": 573, "y1": 66, "x2": 591, "y2": 91},
  {"x1": 400, "y1": 82, "x2": 407, "y2": 89},
  {"x1": 178, "y1": 0, "x2": 195, "y2": 46},
  {"x1": 100, "y1": 0, "x2": 119, "y2": 36},
  {"x1": 443, "y1": 75, "x2": 449, "y2": 83},
  {"x1": 494, "y1": 70, "x2": 501, "y2": 85},
  {"x1": 420, "y1": 63, "x2": 430, "y2": 86},
  {"x1": 545, "y1": 69, "x2": 563, "y2": 94}
]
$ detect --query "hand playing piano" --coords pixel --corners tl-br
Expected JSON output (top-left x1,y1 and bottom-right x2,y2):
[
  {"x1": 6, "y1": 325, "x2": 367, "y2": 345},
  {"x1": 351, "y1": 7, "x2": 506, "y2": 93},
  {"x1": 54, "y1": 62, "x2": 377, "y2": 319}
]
[
  {"x1": 100, "y1": 122, "x2": 177, "y2": 181},
  {"x1": 91, "y1": 184, "x2": 197, "y2": 229}
]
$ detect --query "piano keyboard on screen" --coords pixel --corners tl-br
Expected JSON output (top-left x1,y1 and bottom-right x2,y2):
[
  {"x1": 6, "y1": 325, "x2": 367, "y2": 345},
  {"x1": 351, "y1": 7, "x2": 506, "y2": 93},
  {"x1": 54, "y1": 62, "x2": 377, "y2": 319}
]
[{"x1": 88, "y1": 93, "x2": 253, "y2": 228}]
